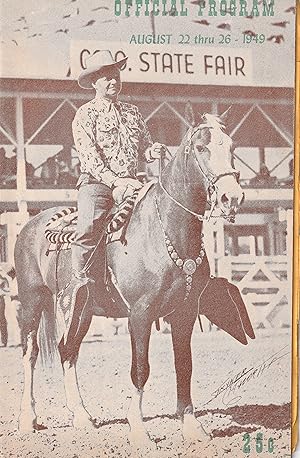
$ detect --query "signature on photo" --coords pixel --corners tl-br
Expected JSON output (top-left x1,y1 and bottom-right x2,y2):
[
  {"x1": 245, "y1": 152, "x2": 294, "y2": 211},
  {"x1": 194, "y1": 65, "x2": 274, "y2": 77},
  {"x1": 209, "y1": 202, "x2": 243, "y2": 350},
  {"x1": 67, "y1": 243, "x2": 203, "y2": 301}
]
[{"x1": 204, "y1": 346, "x2": 290, "y2": 407}]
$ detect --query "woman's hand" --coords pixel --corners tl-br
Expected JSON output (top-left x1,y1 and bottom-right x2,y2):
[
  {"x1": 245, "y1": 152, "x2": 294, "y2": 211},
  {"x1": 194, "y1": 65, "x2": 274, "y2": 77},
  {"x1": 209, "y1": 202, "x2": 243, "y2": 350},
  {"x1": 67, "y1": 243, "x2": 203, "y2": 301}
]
[{"x1": 112, "y1": 178, "x2": 143, "y2": 205}]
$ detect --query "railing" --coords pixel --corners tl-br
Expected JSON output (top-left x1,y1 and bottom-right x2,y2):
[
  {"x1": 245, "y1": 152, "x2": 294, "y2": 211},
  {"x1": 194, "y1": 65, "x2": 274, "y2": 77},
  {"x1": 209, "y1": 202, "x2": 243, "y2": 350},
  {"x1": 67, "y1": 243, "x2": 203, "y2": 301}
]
[{"x1": 208, "y1": 255, "x2": 291, "y2": 330}]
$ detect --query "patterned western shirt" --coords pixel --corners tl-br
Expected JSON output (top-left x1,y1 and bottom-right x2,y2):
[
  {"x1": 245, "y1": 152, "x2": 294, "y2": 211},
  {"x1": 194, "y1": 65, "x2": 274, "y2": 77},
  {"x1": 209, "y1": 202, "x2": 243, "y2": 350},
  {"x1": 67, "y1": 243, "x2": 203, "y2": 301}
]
[{"x1": 72, "y1": 97, "x2": 153, "y2": 187}]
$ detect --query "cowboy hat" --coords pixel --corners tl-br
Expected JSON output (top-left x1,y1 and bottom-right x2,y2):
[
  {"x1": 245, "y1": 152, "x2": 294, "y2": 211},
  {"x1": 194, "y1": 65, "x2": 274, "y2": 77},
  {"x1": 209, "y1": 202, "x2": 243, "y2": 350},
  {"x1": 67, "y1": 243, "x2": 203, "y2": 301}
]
[{"x1": 78, "y1": 50, "x2": 128, "y2": 89}]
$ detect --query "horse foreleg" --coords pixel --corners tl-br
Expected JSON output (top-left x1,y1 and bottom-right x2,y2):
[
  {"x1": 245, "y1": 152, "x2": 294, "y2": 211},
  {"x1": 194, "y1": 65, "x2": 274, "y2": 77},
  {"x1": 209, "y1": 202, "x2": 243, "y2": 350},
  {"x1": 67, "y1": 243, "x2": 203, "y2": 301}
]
[
  {"x1": 19, "y1": 330, "x2": 39, "y2": 432},
  {"x1": 61, "y1": 356, "x2": 93, "y2": 428},
  {"x1": 127, "y1": 315, "x2": 154, "y2": 451},
  {"x1": 59, "y1": 309, "x2": 94, "y2": 429},
  {"x1": 170, "y1": 310, "x2": 210, "y2": 443}
]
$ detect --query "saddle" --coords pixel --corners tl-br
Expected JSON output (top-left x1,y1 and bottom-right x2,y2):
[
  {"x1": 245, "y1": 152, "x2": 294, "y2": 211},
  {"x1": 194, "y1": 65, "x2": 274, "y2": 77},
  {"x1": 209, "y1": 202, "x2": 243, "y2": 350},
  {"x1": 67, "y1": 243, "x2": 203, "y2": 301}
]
[{"x1": 44, "y1": 181, "x2": 155, "y2": 252}]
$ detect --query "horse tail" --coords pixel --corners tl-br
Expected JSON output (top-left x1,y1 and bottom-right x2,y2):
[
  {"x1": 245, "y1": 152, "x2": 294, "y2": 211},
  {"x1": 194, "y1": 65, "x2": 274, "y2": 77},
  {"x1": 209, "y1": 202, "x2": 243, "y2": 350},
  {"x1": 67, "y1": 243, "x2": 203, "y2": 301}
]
[
  {"x1": 14, "y1": 208, "x2": 63, "y2": 366},
  {"x1": 38, "y1": 290, "x2": 58, "y2": 366}
]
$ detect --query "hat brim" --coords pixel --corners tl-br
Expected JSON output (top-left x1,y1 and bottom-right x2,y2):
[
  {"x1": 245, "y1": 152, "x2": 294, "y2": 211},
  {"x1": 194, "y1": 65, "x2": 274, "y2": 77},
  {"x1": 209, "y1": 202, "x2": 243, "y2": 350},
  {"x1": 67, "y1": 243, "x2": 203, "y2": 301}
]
[{"x1": 78, "y1": 57, "x2": 128, "y2": 89}]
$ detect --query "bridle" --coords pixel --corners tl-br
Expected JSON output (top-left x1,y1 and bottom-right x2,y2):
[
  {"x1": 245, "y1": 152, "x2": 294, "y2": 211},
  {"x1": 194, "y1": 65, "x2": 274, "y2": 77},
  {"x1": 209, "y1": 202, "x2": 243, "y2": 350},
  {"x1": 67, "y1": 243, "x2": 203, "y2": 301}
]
[
  {"x1": 159, "y1": 125, "x2": 241, "y2": 222},
  {"x1": 155, "y1": 123, "x2": 242, "y2": 302}
]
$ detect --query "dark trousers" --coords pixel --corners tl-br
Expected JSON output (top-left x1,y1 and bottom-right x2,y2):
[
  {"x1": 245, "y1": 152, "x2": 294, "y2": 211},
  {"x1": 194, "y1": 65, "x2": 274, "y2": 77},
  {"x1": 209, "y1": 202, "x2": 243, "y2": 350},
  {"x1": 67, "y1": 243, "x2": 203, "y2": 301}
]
[
  {"x1": 0, "y1": 296, "x2": 8, "y2": 346},
  {"x1": 72, "y1": 177, "x2": 114, "y2": 275}
]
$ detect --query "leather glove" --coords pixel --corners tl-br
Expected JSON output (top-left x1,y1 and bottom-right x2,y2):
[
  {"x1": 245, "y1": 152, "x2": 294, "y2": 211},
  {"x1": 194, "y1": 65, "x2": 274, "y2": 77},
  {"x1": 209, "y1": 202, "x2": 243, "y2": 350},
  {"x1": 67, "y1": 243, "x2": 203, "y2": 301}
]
[{"x1": 112, "y1": 177, "x2": 143, "y2": 205}]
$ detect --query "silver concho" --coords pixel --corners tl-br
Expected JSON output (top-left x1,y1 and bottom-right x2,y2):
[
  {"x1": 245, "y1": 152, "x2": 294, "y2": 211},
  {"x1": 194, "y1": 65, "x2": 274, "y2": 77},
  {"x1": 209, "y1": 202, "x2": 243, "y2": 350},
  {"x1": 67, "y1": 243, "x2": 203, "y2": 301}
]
[{"x1": 183, "y1": 259, "x2": 197, "y2": 275}]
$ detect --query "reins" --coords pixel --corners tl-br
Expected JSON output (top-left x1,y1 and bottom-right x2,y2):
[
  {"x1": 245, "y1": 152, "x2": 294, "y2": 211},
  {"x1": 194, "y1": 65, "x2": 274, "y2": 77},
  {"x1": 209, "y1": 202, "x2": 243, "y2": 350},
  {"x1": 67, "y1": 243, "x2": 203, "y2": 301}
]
[{"x1": 158, "y1": 175, "x2": 206, "y2": 222}]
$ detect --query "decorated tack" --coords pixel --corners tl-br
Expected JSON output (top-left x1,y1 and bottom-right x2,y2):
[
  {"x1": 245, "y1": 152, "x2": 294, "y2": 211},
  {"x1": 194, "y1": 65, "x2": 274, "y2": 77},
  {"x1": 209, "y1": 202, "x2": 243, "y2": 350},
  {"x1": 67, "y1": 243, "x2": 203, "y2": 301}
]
[
  {"x1": 164, "y1": 230, "x2": 205, "y2": 304},
  {"x1": 183, "y1": 259, "x2": 197, "y2": 275}
]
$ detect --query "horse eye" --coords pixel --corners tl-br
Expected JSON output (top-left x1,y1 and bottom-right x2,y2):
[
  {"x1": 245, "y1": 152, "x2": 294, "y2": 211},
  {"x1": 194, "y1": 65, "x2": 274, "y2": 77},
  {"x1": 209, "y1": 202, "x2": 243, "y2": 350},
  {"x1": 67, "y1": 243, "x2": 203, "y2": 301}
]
[
  {"x1": 196, "y1": 145, "x2": 210, "y2": 159},
  {"x1": 196, "y1": 144, "x2": 206, "y2": 153}
]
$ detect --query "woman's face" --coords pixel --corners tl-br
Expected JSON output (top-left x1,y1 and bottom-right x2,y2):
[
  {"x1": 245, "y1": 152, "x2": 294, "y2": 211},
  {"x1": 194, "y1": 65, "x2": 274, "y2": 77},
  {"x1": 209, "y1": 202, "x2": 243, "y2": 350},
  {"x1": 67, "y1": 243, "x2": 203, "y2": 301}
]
[{"x1": 92, "y1": 66, "x2": 122, "y2": 100}]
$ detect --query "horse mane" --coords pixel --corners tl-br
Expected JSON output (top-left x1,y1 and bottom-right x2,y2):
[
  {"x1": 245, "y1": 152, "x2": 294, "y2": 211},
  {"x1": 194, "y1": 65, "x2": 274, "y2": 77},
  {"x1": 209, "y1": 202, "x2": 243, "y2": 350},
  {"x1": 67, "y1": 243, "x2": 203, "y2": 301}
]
[
  {"x1": 199, "y1": 113, "x2": 225, "y2": 131},
  {"x1": 161, "y1": 113, "x2": 227, "y2": 179}
]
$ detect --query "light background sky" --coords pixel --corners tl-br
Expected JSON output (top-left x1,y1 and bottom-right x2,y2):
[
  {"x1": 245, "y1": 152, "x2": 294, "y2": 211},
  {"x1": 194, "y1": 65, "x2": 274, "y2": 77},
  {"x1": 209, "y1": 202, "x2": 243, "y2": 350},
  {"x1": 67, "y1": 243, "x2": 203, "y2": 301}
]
[{"x1": 0, "y1": 0, "x2": 296, "y2": 86}]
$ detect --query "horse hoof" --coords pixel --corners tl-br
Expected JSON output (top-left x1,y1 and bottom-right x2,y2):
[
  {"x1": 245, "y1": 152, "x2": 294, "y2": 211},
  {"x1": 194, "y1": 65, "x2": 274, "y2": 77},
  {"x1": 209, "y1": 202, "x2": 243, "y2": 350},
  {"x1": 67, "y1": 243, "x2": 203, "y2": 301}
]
[
  {"x1": 18, "y1": 423, "x2": 36, "y2": 434},
  {"x1": 72, "y1": 415, "x2": 94, "y2": 429},
  {"x1": 128, "y1": 429, "x2": 157, "y2": 456},
  {"x1": 18, "y1": 417, "x2": 40, "y2": 434},
  {"x1": 182, "y1": 414, "x2": 211, "y2": 443}
]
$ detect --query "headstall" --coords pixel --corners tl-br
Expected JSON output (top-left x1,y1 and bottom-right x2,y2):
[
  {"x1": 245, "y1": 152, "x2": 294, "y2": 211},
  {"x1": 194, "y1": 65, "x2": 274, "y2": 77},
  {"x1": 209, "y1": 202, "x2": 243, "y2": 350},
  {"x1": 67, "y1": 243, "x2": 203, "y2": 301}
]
[{"x1": 156, "y1": 124, "x2": 239, "y2": 300}]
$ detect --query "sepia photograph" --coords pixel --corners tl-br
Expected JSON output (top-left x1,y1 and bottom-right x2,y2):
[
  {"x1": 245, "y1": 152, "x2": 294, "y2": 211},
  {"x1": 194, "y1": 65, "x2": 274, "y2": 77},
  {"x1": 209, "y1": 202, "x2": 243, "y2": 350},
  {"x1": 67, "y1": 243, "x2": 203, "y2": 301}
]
[{"x1": 0, "y1": 1, "x2": 297, "y2": 457}]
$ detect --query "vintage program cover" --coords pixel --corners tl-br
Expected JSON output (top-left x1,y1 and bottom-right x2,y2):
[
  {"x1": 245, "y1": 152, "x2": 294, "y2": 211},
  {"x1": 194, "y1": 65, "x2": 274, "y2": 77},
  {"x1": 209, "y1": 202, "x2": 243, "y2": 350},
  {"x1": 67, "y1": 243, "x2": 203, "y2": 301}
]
[{"x1": 0, "y1": 1, "x2": 298, "y2": 457}]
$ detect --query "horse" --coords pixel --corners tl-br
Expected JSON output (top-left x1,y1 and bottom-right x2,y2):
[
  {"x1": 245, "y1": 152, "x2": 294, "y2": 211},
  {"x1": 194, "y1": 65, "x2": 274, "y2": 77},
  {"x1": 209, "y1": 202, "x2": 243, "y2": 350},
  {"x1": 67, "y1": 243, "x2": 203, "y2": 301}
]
[{"x1": 15, "y1": 113, "x2": 245, "y2": 449}]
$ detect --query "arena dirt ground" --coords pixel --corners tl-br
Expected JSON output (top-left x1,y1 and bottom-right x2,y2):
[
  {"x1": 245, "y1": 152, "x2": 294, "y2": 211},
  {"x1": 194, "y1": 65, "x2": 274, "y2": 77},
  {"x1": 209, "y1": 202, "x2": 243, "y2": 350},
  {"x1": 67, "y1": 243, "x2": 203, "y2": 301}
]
[{"x1": 0, "y1": 325, "x2": 291, "y2": 458}]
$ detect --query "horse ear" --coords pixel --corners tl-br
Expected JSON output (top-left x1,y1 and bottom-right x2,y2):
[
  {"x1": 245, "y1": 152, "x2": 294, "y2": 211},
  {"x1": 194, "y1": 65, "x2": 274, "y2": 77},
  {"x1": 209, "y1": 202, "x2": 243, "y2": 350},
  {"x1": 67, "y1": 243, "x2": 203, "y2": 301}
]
[{"x1": 219, "y1": 106, "x2": 232, "y2": 123}]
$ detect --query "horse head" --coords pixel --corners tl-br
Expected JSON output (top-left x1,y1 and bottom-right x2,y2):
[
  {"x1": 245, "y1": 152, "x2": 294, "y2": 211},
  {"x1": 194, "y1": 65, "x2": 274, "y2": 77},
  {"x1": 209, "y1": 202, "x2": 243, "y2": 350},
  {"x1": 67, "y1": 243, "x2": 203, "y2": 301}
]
[{"x1": 187, "y1": 113, "x2": 244, "y2": 222}]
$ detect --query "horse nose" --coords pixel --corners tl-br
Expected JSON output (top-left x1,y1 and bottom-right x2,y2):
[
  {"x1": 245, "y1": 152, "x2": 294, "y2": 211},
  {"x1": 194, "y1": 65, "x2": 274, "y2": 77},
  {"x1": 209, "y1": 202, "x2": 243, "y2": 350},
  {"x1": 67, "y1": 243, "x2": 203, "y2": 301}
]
[
  {"x1": 230, "y1": 197, "x2": 238, "y2": 208},
  {"x1": 221, "y1": 193, "x2": 229, "y2": 207},
  {"x1": 240, "y1": 192, "x2": 245, "y2": 206},
  {"x1": 221, "y1": 194, "x2": 238, "y2": 209}
]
